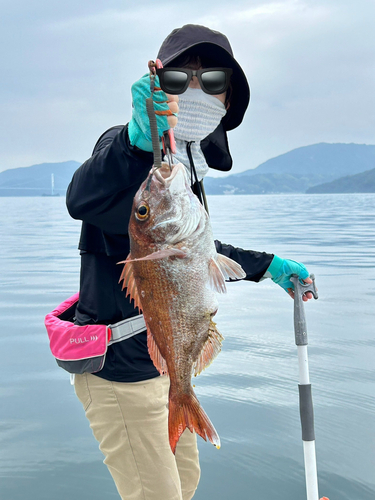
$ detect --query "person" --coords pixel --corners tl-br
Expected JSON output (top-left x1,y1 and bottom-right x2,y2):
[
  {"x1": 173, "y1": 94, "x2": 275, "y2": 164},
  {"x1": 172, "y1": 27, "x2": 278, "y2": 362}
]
[{"x1": 66, "y1": 24, "x2": 313, "y2": 500}]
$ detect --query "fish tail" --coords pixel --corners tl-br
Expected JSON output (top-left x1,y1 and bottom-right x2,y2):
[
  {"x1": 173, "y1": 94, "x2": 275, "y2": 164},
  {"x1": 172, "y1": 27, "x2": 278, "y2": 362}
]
[{"x1": 168, "y1": 389, "x2": 220, "y2": 454}]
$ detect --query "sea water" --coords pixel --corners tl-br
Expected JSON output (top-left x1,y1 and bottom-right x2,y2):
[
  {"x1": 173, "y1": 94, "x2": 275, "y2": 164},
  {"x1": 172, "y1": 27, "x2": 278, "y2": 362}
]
[{"x1": 0, "y1": 194, "x2": 374, "y2": 500}]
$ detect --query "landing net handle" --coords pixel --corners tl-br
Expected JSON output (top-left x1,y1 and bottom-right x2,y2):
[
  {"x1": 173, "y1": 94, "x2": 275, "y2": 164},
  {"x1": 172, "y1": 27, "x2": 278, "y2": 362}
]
[{"x1": 290, "y1": 275, "x2": 329, "y2": 500}]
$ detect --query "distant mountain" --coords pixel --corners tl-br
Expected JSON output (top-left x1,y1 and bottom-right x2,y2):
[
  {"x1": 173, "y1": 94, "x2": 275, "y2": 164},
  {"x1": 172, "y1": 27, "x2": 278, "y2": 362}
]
[
  {"x1": 1, "y1": 142, "x2": 374, "y2": 196},
  {"x1": 204, "y1": 143, "x2": 375, "y2": 194},
  {"x1": 0, "y1": 161, "x2": 81, "y2": 196},
  {"x1": 234, "y1": 143, "x2": 375, "y2": 179},
  {"x1": 306, "y1": 167, "x2": 375, "y2": 193},
  {"x1": 204, "y1": 172, "x2": 313, "y2": 195}
]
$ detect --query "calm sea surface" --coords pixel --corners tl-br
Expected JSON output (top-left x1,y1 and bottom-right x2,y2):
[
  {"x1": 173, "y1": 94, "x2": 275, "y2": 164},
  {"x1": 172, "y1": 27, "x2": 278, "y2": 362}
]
[{"x1": 0, "y1": 194, "x2": 374, "y2": 500}]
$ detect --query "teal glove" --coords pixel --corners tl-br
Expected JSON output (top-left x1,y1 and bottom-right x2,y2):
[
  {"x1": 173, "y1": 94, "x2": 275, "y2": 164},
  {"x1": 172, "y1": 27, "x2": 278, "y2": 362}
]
[
  {"x1": 128, "y1": 73, "x2": 171, "y2": 152},
  {"x1": 265, "y1": 255, "x2": 309, "y2": 294}
]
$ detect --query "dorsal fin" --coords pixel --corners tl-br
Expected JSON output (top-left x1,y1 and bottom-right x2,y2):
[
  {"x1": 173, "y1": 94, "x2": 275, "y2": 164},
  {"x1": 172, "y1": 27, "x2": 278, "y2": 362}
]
[
  {"x1": 215, "y1": 253, "x2": 246, "y2": 280},
  {"x1": 208, "y1": 254, "x2": 246, "y2": 294},
  {"x1": 118, "y1": 254, "x2": 143, "y2": 311},
  {"x1": 208, "y1": 258, "x2": 227, "y2": 293}
]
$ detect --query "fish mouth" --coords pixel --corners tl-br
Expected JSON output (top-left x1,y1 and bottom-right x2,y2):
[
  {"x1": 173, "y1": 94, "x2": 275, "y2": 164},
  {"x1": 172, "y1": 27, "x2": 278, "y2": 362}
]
[{"x1": 152, "y1": 162, "x2": 186, "y2": 189}]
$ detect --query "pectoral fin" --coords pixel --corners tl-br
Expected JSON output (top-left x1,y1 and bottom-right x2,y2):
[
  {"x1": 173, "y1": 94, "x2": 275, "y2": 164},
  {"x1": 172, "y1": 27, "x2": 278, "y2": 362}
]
[{"x1": 118, "y1": 248, "x2": 188, "y2": 264}]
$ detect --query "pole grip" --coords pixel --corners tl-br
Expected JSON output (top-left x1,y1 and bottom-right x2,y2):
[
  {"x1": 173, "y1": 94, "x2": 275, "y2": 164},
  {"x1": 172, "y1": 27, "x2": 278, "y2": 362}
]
[
  {"x1": 290, "y1": 274, "x2": 318, "y2": 346},
  {"x1": 299, "y1": 384, "x2": 315, "y2": 441}
]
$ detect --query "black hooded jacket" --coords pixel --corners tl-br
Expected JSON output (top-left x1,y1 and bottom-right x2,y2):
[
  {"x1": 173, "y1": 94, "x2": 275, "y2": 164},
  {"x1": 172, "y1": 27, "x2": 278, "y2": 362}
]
[{"x1": 66, "y1": 26, "x2": 274, "y2": 382}]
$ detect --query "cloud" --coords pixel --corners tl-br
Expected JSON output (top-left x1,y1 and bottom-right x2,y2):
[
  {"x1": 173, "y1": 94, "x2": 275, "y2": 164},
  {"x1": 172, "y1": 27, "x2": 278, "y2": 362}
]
[
  {"x1": 197, "y1": 0, "x2": 375, "y2": 171},
  {"x1": 0, "y1": 0, "x2": 374, "y2": 172}
]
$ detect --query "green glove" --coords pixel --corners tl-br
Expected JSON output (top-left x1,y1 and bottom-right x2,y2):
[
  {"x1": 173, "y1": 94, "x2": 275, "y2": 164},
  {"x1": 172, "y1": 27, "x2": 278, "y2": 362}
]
[
  {"x1": 128, "y1": 73, "x2": 171, "y2": 152},
  {"x1": 265, "y1": 255, "x2": 309, "y2": 294}
]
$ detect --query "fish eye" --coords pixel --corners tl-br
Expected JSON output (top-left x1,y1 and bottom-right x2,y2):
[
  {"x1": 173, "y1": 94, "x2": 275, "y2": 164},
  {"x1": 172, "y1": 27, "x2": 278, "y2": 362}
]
[{"x1": 135, "y1": 203, "x2": 150, "y2": 220}]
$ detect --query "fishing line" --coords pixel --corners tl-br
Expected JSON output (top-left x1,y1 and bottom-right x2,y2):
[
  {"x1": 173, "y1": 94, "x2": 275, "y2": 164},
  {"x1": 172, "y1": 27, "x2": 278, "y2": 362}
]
[{"x1": 186, "y1": 141, "x2": 209, "y2": 214}]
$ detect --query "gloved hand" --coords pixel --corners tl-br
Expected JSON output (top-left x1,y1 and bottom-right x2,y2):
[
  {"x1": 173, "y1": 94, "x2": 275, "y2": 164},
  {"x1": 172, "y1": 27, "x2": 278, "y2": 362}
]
[
  {"x1": 128, "y1": 73, "x2": 178, "y2": 152},
  {"x1": 265, "y1": 255, "x2": 313, "y2": 301}
]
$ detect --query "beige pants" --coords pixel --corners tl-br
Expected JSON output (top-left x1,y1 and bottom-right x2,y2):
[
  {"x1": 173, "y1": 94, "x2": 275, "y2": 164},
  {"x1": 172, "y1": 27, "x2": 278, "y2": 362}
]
[{"x1": 74, "y1": 373, "x2": 200, "y2": 500}]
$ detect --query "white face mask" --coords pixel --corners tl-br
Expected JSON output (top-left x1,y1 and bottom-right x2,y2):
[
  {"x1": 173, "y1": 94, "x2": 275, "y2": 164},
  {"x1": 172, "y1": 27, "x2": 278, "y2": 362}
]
[
  {"x1": 173, "y1": 87, "x2": 227, "y2": 142},
  {"x1": 167, "y1": 87, "x2": 227, "y2": 181}
]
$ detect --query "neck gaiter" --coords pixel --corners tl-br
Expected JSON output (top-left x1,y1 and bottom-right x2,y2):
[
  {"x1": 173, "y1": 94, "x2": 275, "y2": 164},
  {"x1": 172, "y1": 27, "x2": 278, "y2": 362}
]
[{"x1": 165, "y1": 87, "x2": 227, "y2": 182}]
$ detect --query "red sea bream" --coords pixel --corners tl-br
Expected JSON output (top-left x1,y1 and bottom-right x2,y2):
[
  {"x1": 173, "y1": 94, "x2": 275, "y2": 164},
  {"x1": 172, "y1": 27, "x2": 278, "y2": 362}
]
[{"x1": 119, "y1": 162, "x2": 246, "y2": 453}]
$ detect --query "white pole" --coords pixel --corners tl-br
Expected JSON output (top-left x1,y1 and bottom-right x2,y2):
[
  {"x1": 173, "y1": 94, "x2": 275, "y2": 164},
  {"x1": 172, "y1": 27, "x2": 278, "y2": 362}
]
[
  {"x1": 303, "y1": 441, "x2": 319, "y2": 500},
  {"x1": 298, "y1": 345, "x2": 319, "y2": 500},
  {"x1": 297, "y1": 345, "x2": 310, "y2": 385},
  {"x1": 291, "y1": 274, "x2": 320, "y2": 500}
]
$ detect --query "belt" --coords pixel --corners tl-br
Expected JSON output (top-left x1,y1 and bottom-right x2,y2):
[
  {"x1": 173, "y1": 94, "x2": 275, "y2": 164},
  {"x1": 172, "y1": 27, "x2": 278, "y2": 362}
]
[{"x1": 108, "y1": 314, "x2": 146, "y2": 345}]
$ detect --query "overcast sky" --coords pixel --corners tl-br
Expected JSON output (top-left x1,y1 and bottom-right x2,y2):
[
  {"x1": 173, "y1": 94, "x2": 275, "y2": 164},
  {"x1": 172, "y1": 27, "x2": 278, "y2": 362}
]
[{"x1": 1, "y1": 0, "x2": 374, "y2": 175}]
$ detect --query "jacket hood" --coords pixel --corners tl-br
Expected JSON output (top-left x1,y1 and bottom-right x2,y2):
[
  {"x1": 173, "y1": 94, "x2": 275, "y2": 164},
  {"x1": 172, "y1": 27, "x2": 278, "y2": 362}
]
[{"x1": 156, "y1": 24, "x2": 250, "y2": 172}]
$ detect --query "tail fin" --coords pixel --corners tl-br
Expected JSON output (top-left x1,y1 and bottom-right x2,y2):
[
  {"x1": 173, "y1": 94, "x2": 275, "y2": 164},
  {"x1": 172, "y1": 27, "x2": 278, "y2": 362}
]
[{"x1": 168, "y1": 389, "x2": 220, "y2": 454}]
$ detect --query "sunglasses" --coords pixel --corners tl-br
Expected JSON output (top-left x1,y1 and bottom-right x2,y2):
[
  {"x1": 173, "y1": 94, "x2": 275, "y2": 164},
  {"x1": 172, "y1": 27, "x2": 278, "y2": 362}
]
[{"x1": 155, "y1": 67, "x2": 233, "y2": 95}]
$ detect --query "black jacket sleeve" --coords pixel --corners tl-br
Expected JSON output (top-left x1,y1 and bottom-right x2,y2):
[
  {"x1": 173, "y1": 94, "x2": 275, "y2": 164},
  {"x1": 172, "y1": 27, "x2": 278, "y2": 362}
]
[
  {"x1": 66, "y1": 125, "x2": 154, "y2": 234},
  {"x1": 215, "y1": 240, "x2": 274, "y2": 282}
]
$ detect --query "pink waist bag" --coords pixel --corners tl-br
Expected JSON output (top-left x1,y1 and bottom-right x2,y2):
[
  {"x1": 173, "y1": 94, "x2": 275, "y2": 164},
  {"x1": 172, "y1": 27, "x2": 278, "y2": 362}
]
[{"x1": 45, "y1": 293, "x2": 111, "y2": 374}]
